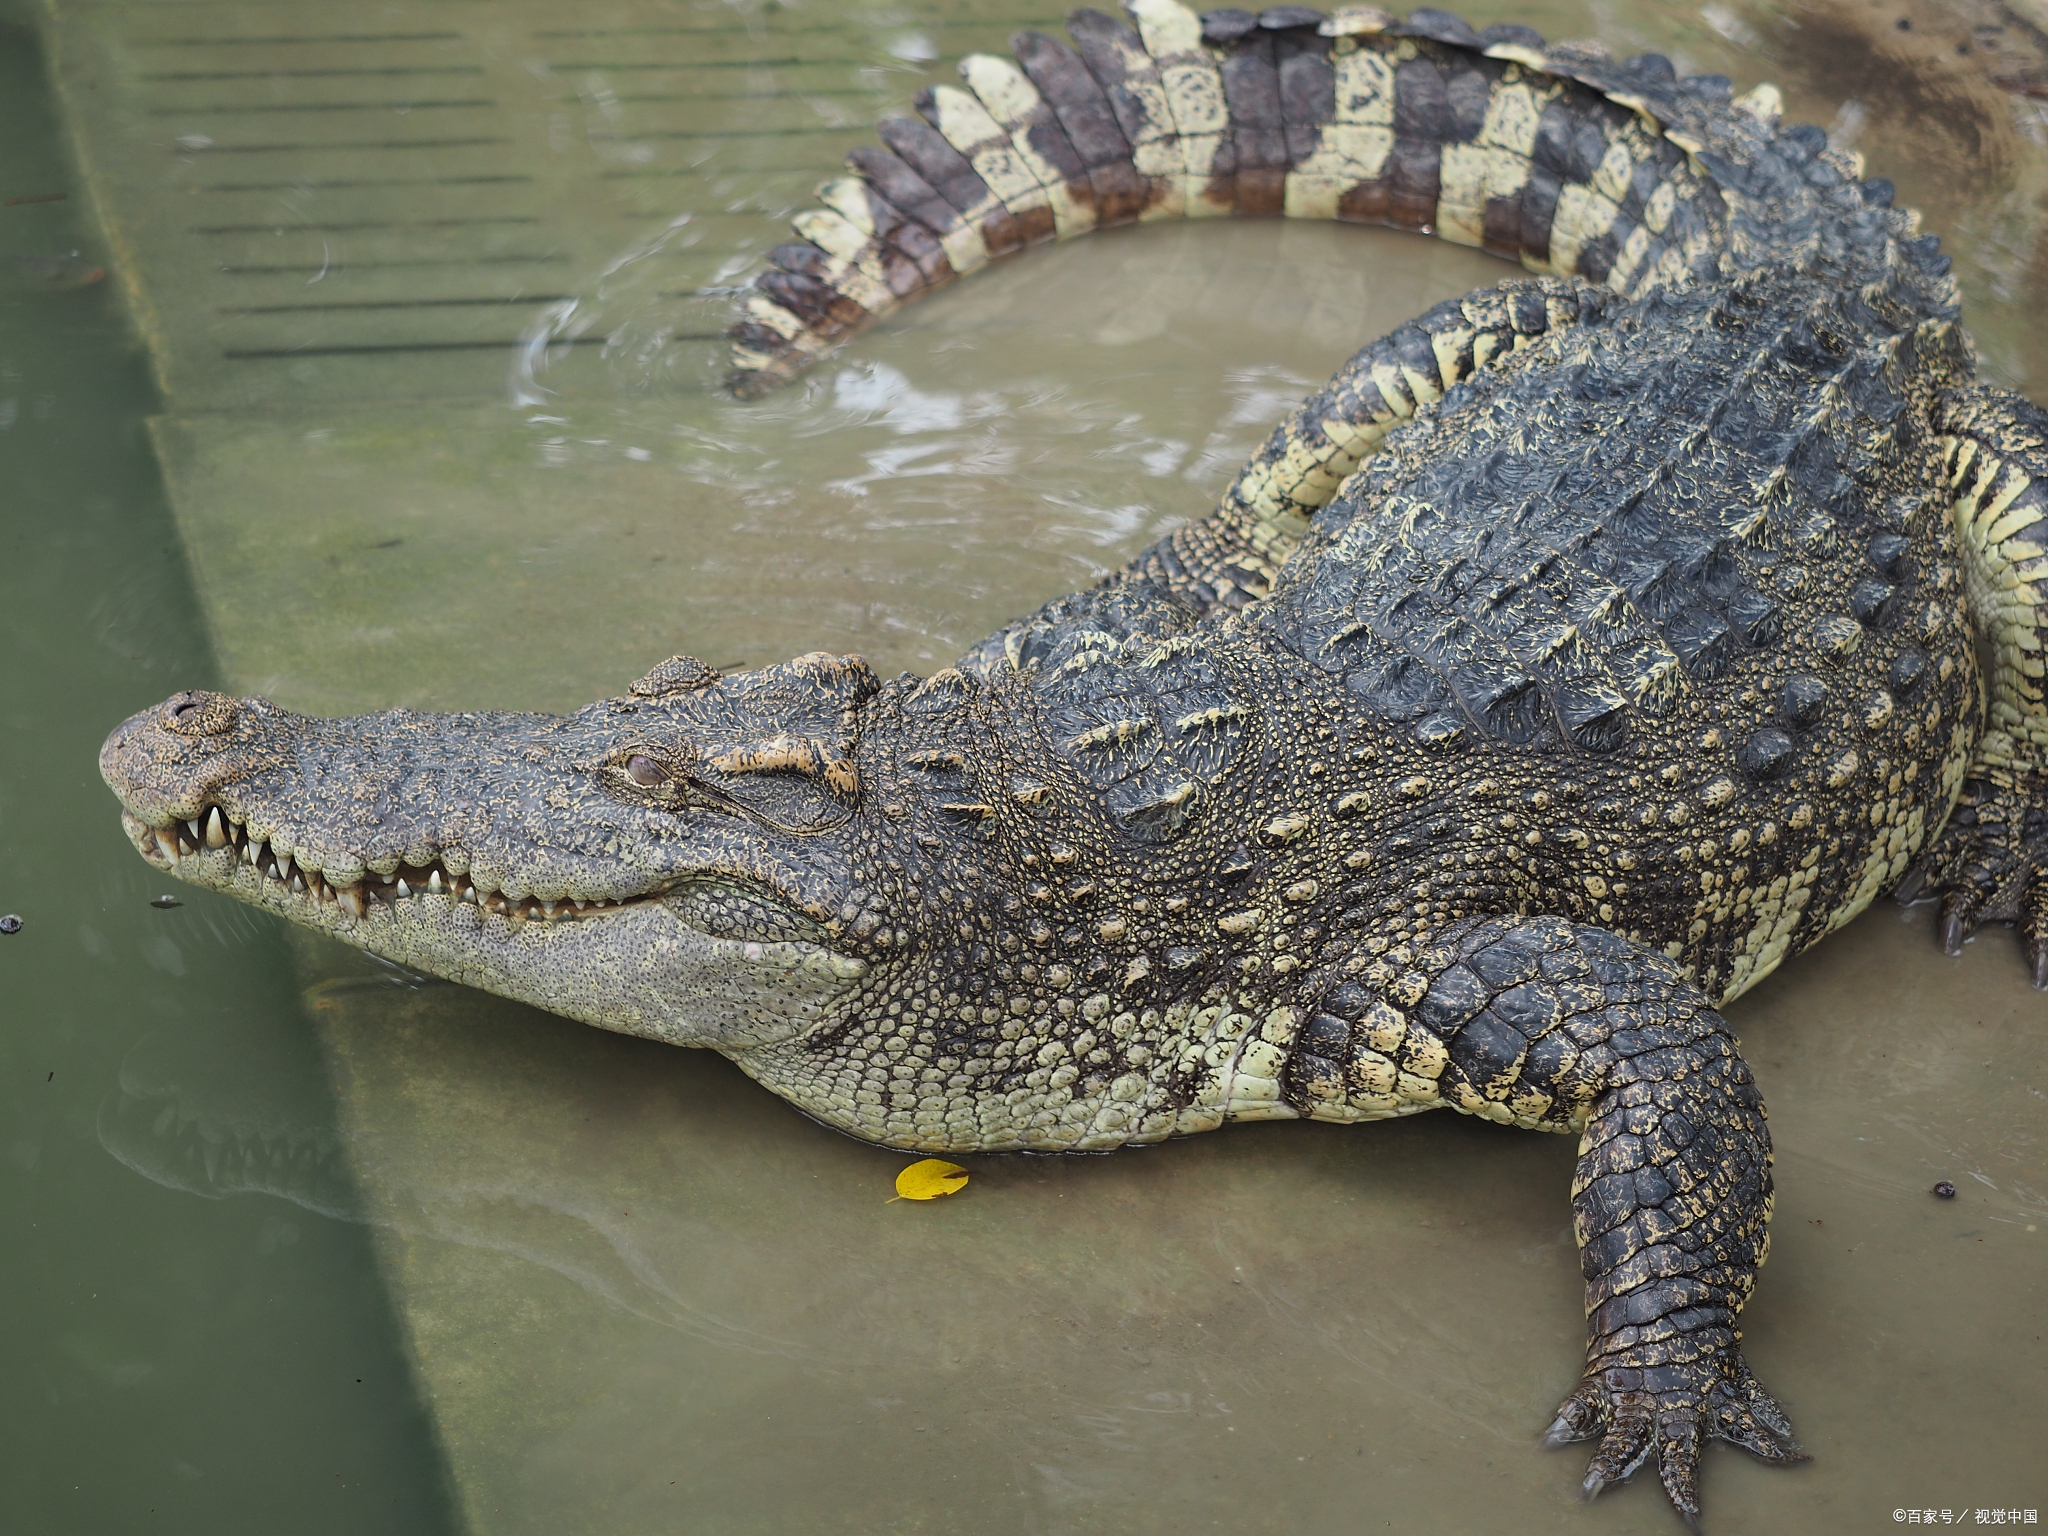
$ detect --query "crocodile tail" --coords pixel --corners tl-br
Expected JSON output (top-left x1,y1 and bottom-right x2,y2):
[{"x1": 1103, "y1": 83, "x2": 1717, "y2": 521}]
[{"x1": 726, "y1": 2, "x2": 1955, "y2": 398}]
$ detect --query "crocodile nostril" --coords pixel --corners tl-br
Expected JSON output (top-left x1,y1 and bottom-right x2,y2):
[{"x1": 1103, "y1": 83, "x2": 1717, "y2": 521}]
[{"x1": 160, "y1": 691, "x2": 237, "y2": 737}]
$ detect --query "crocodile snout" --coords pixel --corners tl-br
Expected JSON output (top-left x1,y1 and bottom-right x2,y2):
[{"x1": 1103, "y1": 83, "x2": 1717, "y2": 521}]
[{"x1": 100, "y1": 690, "x2": 251, "y2": 828}]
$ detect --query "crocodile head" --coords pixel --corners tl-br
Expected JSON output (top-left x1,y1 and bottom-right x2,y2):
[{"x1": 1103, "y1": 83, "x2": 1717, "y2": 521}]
[{"x1": 99, "y1": 653, "x2": 886, "y2": 1051}]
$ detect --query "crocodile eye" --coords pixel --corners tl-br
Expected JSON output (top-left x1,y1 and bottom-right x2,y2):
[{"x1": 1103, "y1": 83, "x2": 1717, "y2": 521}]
[{"x1": 626, "y1": 754, "x2": 669, "y2": 787}]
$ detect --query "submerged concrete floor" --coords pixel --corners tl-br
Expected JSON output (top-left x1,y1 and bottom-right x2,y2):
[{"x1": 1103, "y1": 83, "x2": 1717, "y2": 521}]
[{"x1": 41, "y1": 0, "x2": 2048, "y2": 1528}]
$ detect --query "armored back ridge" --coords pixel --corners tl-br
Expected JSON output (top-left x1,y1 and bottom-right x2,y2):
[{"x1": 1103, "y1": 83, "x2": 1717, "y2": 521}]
[{"x1": 102, "y1": 5, "x2": 2048, "y2": 1526}]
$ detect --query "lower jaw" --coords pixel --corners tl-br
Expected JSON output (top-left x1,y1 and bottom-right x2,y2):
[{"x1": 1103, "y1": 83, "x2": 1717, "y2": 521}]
[{"x1": 134, "y1": 837, "x2": 870, "y2": 1049}]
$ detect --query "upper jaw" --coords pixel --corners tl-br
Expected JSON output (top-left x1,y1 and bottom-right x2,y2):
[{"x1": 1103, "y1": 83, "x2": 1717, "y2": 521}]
[
  {"x1": 102, "y1": 692, "x2": 688, "y2": 922},
  {"x1": 121, "y1": 804, "x2": 658, "y2": 926},
  {"x1": 102, "y1": 660, "x2": 882, "y2": 959}
]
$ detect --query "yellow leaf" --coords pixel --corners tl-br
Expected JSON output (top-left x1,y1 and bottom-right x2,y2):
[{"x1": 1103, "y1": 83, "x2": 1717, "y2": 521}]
[{"x1": 890, "y1": 1159, "x2": 969, "y2": 1202}]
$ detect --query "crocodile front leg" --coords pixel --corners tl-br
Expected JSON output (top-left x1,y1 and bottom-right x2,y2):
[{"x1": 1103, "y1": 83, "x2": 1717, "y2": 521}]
[{"x1": 1385, "y1": 916, "x2": 1802, "y2": 1524}]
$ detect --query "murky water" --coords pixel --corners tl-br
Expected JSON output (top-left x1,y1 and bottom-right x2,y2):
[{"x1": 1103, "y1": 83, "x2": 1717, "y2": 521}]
[
  {"x1": 8, "y1": 0, "x2": 2048, "y2": 1530},
  {"x1": 0, "y1": 15, "x2": 456, "y2": 1529}
]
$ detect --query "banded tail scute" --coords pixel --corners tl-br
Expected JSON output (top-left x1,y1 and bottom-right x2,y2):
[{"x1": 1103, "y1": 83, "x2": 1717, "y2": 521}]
[{"x1": 728, "y1": 2, "x2": 1947, "y2": 397}]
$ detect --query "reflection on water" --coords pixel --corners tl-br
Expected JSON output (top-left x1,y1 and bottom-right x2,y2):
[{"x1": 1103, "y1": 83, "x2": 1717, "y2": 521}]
[
  {"x1": 97, "y1": 992, "x2": 382, "y2": 1222},
  {"x1": 0, "y1": 250, "x2": 104, "y2": 291}
]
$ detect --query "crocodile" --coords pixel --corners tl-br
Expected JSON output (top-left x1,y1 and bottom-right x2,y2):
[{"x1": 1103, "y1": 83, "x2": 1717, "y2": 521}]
[{"x1": 99, "y1": 2, "x2": 2048, "y2": 1523}]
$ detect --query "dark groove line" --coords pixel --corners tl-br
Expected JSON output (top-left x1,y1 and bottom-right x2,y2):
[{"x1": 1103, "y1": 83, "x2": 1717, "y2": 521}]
[
  {"x1": 193, "y1": 216, "x2": 540, "y2": 233},
  {"x1": 220, "y1": 335, "x2": 693, "y2": 359},
  {"x1": 138, "y1": 32, "x2": 463, "y2": 46},
  {"x1": 532, "y1": 19, "x2": 1057, "y2": 37},
  {"x1": 591, "y1": 126, "x2": 864, "y2": 142},
  {"x1": 219, "y1": 254, "x2": 560, "y2": 274},
  {"x1": 612, "y1": 92, "x2": 880, "y2": 105},
  {"x1": 223, "y1": 339, "x2": 596, "y2": 357},
  {"x1": 185, "y1": 137, "x2": 509, "y2": 153},
  {"x1": 603, "y1": 211, "x2": 778, "y2": 224},
  {"x1": 147, "y1": 100, "x2": 495, "y2": 115},
  {"x1": 104, "y1": 0, "x2": 470, "y2": 8},
  {"x1": 607, "y1": 168, "x2": 836, "y2": 180},
  {"x1": 542, "y1": 55, "x2": 967, "y2": 73},
  {"x1": 144, "y1": 66, "x2": 484, "y2": 81},
  {"x1": 221, "y1": 295, "x2": 574, "y2": 314},
  {"x1": 619, "y1": 88, "x2": 883, "y2": 101},
  {"x1": 201, "y1": 175, "x2": 532, "y2": 191},
  {"x1": 541, "y1": 58, "x2": 812, "y2": 70}
]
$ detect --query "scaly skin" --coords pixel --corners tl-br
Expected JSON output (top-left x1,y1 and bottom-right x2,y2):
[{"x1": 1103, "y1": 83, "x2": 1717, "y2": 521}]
[{"x1": 102, "y1": 5, "x2": 2048, "y2": 1525}]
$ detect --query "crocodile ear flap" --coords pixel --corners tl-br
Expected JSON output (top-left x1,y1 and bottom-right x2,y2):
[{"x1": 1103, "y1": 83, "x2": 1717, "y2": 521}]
[
  {"x1": 694, "y1": 652, "x2": 880, "y2": 832},
  {"x1": 629, "y1": 654, "x2": 722, "y2": 697}
]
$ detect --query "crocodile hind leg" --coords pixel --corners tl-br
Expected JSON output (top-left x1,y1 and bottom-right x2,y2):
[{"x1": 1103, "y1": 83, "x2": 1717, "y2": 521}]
[
  {"x1": 1122, "y1": 275, "x2": 1611, "y2": 612},
  {"x1": 1321, "y1": 916, "x2": 1801, "y2": 1522},
  {"x1": 961, "y1": 274, "x2": 1611, "y2": 675},
  {"x1": 1905, "y1": 387, "x2": 2048, "y2": 984}
]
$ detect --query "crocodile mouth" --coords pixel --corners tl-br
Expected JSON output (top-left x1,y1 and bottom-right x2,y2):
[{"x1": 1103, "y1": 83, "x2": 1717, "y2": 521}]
[{"x1": 128, "y1": 803, "x2": 655, "y2": 924}]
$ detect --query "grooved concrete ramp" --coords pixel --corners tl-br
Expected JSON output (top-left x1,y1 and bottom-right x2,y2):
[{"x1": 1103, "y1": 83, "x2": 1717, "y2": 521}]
[
  {"x1": 42, "y1": 0, "x2": 1172, "y2": 722},
  {"x1": 45, "y1": 0, "x2": 1045, "y2": 407}
]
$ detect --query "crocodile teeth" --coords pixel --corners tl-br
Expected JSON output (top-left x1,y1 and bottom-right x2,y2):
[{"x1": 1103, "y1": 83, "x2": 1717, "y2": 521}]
[{"x1": 156, "y1": 808, "x2": 642, "y2": 925}]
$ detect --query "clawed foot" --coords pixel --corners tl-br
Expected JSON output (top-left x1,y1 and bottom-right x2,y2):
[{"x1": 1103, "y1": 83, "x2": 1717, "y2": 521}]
[
  {"x1": 1896, "y1": 757, "x2": 2048, "y2": 987},
  {"x1": 1544, "y1": 1349, "x2": 1805, "y2": 1529}
]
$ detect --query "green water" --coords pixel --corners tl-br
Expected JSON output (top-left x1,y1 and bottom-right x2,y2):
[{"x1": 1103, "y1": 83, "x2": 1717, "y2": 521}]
[{"x1": 0, "y1": 14, "x2": 457, "y2": 1530}]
